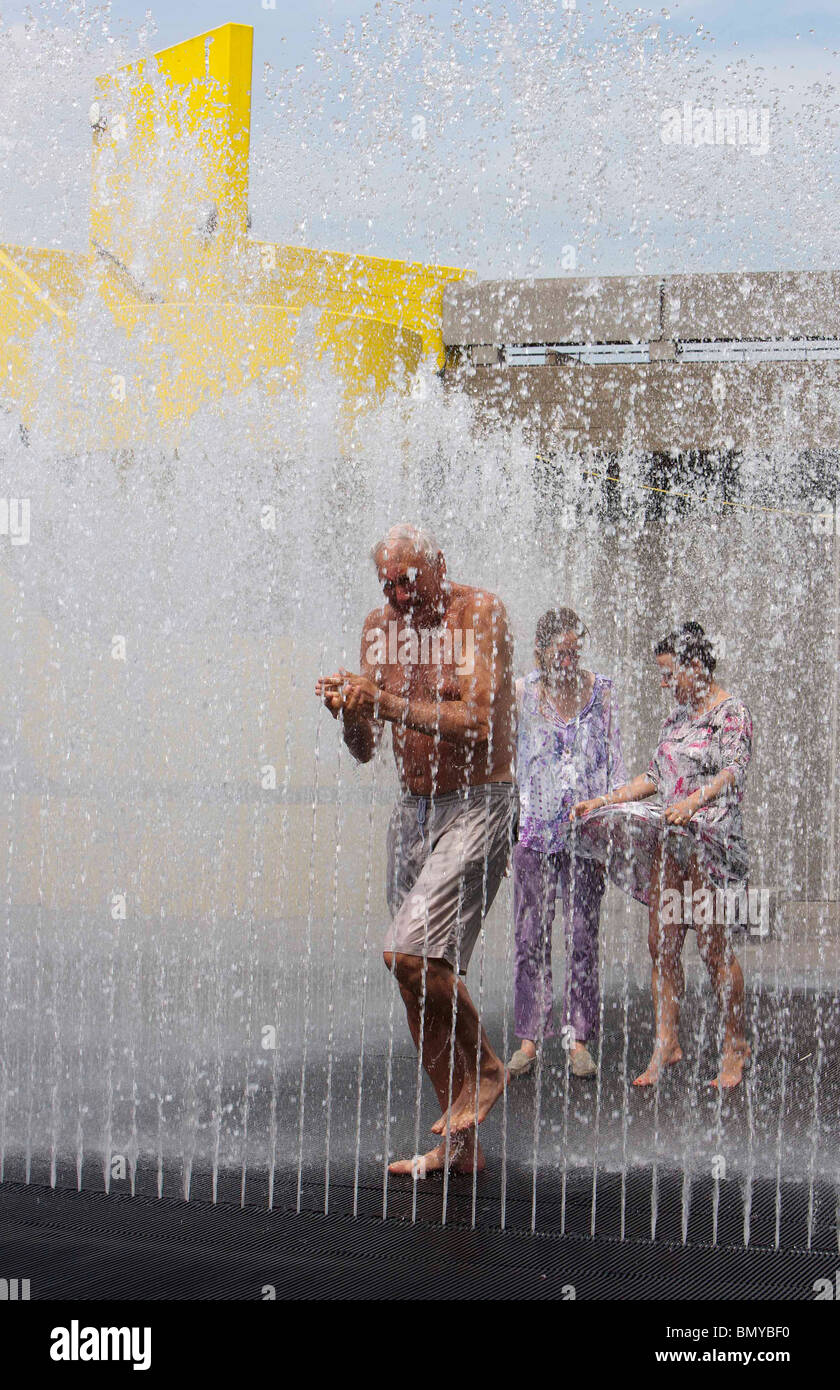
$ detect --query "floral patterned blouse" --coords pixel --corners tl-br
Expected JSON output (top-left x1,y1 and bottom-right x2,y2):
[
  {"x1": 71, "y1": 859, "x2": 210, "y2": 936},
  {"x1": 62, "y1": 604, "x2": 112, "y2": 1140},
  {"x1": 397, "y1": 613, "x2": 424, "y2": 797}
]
[
  {"x1": 575, "y1": 694, "x2": 753, "y2": 903},
  {"x1": 516, "y1": 671, "x2": 627, "y2": 854},
  {"x1": 648, "y1": 696, "x2": 752, "y2": 814}
]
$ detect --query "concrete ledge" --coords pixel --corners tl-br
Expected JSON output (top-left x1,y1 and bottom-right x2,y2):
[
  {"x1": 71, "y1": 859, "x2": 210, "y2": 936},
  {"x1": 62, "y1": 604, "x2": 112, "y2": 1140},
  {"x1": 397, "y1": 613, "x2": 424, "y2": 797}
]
[
  {"x1": 663, "y1": 271, "x2": 840, "y2": 341},
  {"x1": 443, "y1": 274, "x2": 662, "y2": 346},
  {"x1": 444, "y1": 269, "x2": 840, "y2": 350}
]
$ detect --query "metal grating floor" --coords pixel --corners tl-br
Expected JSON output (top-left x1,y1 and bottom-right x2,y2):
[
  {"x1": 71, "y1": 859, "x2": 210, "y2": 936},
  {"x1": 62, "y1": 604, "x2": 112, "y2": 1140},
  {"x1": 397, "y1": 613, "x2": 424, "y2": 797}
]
[{"x1": 2, "y1": 1167, "x2": 837, "y2": 1301}]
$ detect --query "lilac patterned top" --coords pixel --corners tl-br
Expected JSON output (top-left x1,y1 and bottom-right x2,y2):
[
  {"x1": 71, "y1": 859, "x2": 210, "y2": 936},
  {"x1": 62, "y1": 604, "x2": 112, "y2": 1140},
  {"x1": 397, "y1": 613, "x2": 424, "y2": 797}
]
[
  {"x1": 574, "y1": 694, "x2": 753, "y2": 904},
  {"x1": 516, "y1": 671, "x2": 627, "y2": 854}
]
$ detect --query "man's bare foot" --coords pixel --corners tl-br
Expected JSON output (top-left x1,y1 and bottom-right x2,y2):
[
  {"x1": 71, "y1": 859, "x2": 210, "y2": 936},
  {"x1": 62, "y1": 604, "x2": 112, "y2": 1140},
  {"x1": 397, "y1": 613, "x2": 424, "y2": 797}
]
[
  {"x1": 387, "y1": 1136, "x2": 485, "y2": 1178},
  {"x1": 430, "y1": 1062, "x2": 507, "y2": 1135},
  {"x1": 710, "y1": 1042, "x2": 750, "y2": 1089},
  {"x1": 633, "y1": 1042, "x2": 683, "y2": 1086}
]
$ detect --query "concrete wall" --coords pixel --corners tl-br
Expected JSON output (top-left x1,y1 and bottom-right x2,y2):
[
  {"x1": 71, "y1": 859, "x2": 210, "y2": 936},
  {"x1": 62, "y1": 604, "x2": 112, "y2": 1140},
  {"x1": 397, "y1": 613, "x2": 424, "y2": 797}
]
[{"x1": 442, "y1": 269, "x2": 840, "y2": 453}]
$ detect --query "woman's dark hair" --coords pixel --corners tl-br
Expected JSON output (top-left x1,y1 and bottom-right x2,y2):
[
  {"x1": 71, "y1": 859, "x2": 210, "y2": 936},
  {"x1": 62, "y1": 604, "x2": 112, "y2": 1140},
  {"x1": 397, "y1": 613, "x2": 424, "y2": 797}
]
[
  {"x1": 655, "y1": 621, "x2": 716, "y2": 675},
  {"x1": 535, "y1": 607, "x2": 589, "y2": 650}
]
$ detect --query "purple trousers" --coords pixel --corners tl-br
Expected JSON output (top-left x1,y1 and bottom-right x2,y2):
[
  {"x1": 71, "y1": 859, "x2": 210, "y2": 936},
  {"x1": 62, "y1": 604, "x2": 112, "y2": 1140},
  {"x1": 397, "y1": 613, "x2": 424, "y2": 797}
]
[{"x1": 513, "y1": 841, "x2": 606, "y2": 1045}]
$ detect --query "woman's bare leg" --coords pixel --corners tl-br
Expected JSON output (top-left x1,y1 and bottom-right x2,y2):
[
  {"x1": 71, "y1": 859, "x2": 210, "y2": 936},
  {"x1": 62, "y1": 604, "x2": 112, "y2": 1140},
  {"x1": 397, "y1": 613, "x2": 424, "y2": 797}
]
[
  {"x1": 635, "y1": 842, "x2": 687, "y2": 1085},
  {"x1": 691, "y1": 864, "x2": 750, "y2": 1087}
]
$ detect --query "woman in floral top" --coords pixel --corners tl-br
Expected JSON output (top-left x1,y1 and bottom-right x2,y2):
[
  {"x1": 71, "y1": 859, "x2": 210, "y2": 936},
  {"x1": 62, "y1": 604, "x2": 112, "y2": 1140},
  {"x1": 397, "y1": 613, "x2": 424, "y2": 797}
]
[
  {"x1": 510, "y1": 608, "x2": 626, "y2": 1079},
  {"x1": 572, "y1": 622, "x2": 753, "y2": 1089}
]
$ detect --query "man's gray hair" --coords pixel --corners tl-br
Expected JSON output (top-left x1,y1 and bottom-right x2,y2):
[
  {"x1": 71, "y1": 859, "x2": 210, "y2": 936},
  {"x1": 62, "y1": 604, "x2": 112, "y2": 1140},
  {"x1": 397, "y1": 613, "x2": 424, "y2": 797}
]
[{"x1": 370, "y1": 523, "x2": 442, "y2": 567}]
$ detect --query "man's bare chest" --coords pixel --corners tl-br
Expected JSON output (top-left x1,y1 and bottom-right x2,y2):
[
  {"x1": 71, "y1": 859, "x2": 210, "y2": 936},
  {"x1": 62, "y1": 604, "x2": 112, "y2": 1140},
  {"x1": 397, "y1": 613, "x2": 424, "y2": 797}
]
[{"x1": 368, "y1": 613, "x2": 474, "y2": 701}]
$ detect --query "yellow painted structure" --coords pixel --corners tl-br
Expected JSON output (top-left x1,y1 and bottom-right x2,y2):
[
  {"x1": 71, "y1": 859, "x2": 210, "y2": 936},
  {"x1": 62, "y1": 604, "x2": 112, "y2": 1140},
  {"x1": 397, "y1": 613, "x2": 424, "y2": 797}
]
[
  {"x1": 0, "y1": 23, "x2": 471, "y2": 920},
  {"x1": 0, "y1": 22, "x2": 471, "y2": 447}
]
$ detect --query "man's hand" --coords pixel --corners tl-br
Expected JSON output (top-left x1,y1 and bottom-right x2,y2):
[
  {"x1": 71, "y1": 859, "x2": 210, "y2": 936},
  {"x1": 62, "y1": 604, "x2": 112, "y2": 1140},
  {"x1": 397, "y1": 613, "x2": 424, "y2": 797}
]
[
  {"x1": 315, "y1": 671, "x2": 346, "y2": 720},
  {"x1": 569, "y1": 797, "x2": 605, "y2": 822},
  {"x1": 316, "y1": 669, "x2": 394, "y2": 721},
  {"x1": 334, "y1": 670, "x2": 388, "y2": 718},
  {"x1": 665, "y1": 792, "x2": 703, "y2": 826}
]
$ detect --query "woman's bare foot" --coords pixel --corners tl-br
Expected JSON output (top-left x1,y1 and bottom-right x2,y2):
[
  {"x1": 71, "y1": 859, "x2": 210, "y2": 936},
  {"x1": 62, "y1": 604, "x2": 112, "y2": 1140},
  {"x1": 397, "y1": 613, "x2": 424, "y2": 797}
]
[
  {"x1": 710, "y1": 1042, "x2": 750, "y2": 1089},
  {"x1": 387, "y1": 1135, "x2": 485, "y2": 1178},
  {"x1": 633, "y1": 1041, "x2": 683, "y2": 1086},
  {"x1": 431, "y1": 1062, "x2": 507, "y2": 1135}
]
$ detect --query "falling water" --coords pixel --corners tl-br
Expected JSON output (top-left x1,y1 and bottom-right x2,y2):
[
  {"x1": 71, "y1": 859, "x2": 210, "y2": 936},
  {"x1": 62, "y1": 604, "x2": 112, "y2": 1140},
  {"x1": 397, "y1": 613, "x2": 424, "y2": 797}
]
[{"x1": 0, "y1": 0, "x2": 839, "y2": 1255}]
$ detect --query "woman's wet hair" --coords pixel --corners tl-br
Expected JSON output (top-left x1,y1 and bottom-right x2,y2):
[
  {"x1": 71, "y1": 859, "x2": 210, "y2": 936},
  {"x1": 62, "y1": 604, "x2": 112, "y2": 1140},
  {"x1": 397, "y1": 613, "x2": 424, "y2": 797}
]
[
  {"x1": 655, "y1": 621, "x2": 717, "y2": 675},
  {"x1": 535, "y1": 607, "x2": 589, "y2": 651}
]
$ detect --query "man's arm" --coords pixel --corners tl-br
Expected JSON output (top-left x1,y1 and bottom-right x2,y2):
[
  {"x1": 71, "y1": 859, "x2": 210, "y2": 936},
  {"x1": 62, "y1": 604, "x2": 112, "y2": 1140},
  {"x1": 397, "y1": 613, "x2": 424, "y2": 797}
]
[
  {"x1": 341, "y1": 695, "x2": 384, "y2": 764},
  {"x1": 315, "y1": 612, "x2": 386, "y2": 765},
  {"x1": 329, "y1": 595, "x2": 511, "y2": 747},
  {"x1": 364, "y1": 593, "x2": 511, "y2": 746}
]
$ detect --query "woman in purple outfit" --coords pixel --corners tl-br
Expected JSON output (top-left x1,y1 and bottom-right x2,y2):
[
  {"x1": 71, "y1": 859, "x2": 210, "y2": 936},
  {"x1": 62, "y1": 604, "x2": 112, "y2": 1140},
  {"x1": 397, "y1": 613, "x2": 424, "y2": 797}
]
[
  {"x1": 572, "y1": 622, "x2": 752, "y2": 1089},
  {"x1": 508, "y1": 608, "x2": 626, "y2": 1079}
]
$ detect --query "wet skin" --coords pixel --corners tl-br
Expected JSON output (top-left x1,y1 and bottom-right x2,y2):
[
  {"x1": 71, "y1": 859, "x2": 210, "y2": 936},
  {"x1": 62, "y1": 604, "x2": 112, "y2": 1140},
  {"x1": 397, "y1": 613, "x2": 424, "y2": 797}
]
[
  {"x1": 316, "y1": 538, "x2": 516, "y2": 1171},
  {"x1": 317, "y1": 546, "x2": 516, "y2": 796}
]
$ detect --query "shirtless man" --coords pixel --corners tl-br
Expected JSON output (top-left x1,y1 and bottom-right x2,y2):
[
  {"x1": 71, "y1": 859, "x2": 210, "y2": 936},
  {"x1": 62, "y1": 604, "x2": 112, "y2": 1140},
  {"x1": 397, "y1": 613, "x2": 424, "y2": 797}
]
[{"x1": 315, "y1": 524, "x2": 516, "y2": 1178}]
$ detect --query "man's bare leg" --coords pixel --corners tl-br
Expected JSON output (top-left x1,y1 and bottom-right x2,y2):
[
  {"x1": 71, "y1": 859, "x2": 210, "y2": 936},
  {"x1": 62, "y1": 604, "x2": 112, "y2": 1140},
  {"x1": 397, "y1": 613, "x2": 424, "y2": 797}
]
[
  {"x1": 384, "y1": 952, "x2": 485, "y2": 1174},
  {"x1": 429, "y1": 973, "x2": 506, "y2": 1136}
]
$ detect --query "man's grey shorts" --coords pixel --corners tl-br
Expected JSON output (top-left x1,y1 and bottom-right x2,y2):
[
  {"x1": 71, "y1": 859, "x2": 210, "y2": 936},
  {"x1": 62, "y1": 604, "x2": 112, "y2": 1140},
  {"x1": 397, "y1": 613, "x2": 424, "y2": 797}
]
[{"x1": 383, "y1": 782, "x2": 517, "y2": 975}]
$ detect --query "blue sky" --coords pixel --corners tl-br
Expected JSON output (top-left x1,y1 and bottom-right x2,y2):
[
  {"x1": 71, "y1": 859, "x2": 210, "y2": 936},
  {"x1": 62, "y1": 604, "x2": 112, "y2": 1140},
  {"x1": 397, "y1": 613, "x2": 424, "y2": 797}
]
[
  {"x1": 2, "y1": 1, "x2": 835, "y2": 63},
  {"x1": 1, "y1": 1, "x2": 839, "y2": 276}
]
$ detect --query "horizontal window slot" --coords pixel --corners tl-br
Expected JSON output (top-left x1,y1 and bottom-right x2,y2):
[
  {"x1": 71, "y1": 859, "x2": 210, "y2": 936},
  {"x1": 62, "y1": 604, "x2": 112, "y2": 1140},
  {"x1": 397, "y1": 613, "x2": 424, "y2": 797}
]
[{"x1": 499, "y1": 337, "x2": 840, "y2": 365}]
